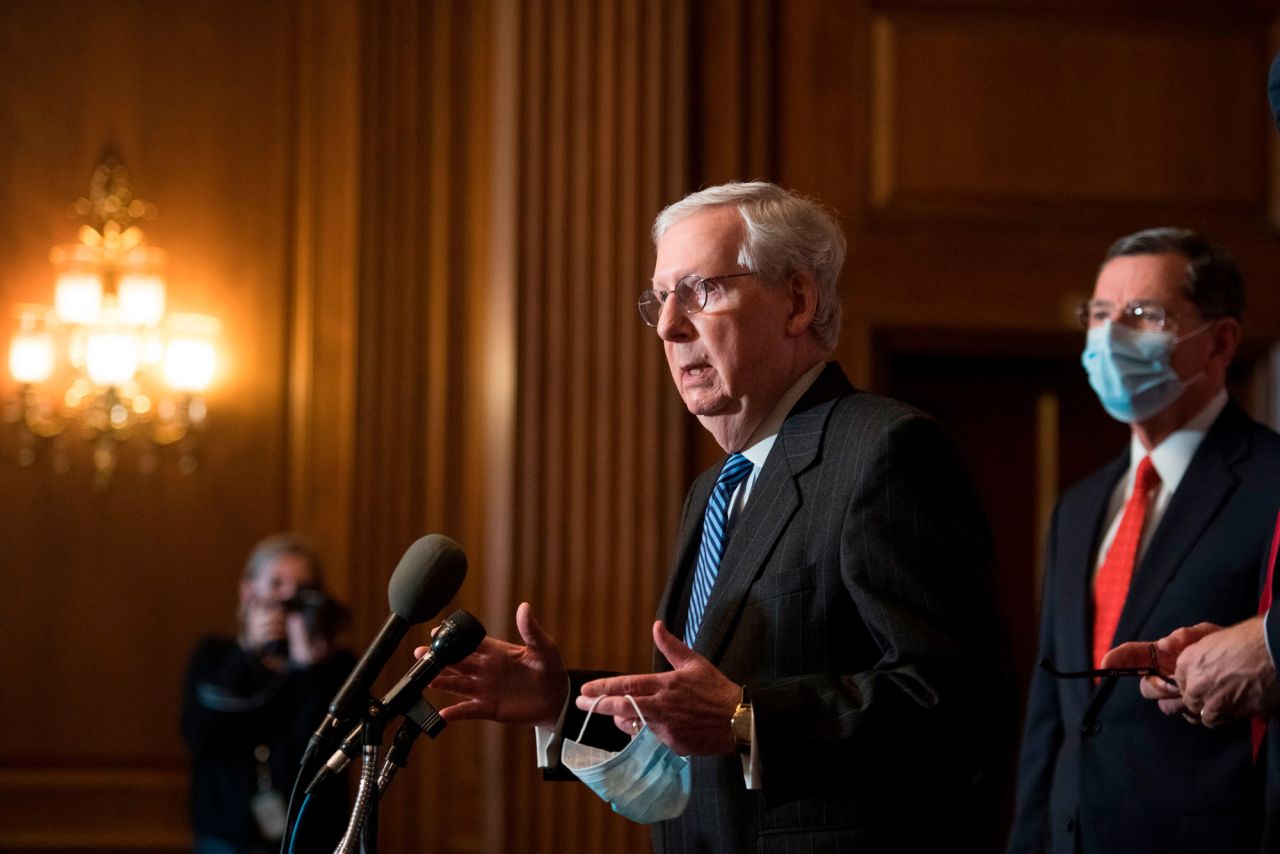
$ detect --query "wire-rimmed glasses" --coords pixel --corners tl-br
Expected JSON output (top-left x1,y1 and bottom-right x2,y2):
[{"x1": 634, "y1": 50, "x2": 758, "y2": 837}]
[
  {"x1": 1074, "y1": 299, "x2": 1174, "y2": 332},
  {"x1": 637, "y1": 271, "x2": 757, "y2": 327}
]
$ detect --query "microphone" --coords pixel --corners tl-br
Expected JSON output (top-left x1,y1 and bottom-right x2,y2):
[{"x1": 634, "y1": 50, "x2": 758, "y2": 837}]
[
  {"x1": 303, "y1": 535, "x2": 468, "y2": 760},
  {"x1": 307, "y1": 609, "x2": 486, "y2": 792}
]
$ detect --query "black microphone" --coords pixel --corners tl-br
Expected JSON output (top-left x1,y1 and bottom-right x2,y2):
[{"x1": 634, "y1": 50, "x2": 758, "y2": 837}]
[
  {"x1": 386, "y1": 609, "x2": 487, "y2": 706},
  {"x1": 303, "y1": 535, "x2": 468, "y2": 760},
  {"x1": 307, "y1": 609, "x2": 486, "y2": 791}
]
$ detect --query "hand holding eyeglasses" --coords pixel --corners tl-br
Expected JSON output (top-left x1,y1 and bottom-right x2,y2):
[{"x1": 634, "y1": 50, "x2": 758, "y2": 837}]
[
  {"x1": 1041, "y1": 643, "x2": 1178, "y2": 687},
  {"x1": 1105, "y1": 620, "x2": 1280, "y2": 727},
  {"x1": 1101, "y1": 633, "x2": 1204, "y2": 722}
]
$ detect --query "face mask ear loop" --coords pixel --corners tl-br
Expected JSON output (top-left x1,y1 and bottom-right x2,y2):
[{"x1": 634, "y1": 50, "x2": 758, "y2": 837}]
[
  {"x1": 624, "y1": 694, "x2": 649, "y2": 731},
  {"x1": 1174, "y1": 320, "x2": 1218, "y2": 392},
  {"x1": 575, "y1": 695, "x2": 608, "y2": 743},
  {"x1": 1175, "y1": 320, "x2": 1215, "y2": 345}
]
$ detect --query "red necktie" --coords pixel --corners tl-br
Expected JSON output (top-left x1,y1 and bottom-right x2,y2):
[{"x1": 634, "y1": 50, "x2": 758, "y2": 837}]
[
  {"x1": 1250, "y1": 509, "x2": 1280, "y2": 760},
  {"x1": 1093, "y1": 456, "x2": 1161, "y2": 670}
]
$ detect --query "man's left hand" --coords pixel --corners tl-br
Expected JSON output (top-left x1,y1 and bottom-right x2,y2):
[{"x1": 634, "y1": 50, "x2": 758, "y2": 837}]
[
  {"x1": 1101, "y1": 626, "x2": 1210, "y2": 716},
  {"x1": 577, "y1": 621, "x2": 740, "y2": 756}
]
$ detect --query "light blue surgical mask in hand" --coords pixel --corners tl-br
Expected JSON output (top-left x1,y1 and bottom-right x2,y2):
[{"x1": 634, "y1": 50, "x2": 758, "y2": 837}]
[
  {"x1": 560, "y1": 694, "x2": 691, "y2": 824},
  {"x1": 1081, "y1": 320, "x2": 1210, "y2": 423}
]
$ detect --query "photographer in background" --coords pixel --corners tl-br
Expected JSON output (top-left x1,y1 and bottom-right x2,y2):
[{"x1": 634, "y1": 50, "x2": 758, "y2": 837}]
[{"x1": 181, "y1": 533, "x2": 354, "y2": 854}]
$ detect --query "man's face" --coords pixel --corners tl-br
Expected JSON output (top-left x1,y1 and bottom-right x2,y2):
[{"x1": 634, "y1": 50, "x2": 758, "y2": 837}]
[
  {"x1": 1090, "y1": 252, "x2": 1213, "y2": 382},
  {"x1": 651, "y1": 206, "x2": 802, "y2": 450}
]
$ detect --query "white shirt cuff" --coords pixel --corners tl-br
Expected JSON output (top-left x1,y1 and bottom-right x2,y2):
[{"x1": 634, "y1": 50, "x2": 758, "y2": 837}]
[
  {"x1": 739, "y1": 705, "x2": 762, "y2": 789},
  {"x1": 534, "y1": 674, "x2": 574, "y2": 768}
]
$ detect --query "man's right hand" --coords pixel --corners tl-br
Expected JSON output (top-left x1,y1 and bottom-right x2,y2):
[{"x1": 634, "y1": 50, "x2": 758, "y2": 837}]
[{"x1": 418, "y1": 601, "x2": 569, "y2": 728}]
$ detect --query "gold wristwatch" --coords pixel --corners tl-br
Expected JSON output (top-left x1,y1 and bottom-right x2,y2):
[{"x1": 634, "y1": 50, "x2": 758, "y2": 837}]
[{"x1": 730, "y1": 684, "x2": 752, "y2": 754}]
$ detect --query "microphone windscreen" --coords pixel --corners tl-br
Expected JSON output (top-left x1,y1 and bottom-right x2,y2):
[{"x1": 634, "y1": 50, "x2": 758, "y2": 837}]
[
  {"x1": 387, "y1": 535, "x2": 468, "y2": 623},
  {"x1": 1270, "y1": 51, "x2": 1280, "y2": 130}
]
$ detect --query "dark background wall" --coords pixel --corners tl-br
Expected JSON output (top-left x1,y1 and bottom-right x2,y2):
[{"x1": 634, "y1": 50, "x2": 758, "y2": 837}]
[{"x1": 0, "y1": 1, "x2": 1276, "y2": 851}]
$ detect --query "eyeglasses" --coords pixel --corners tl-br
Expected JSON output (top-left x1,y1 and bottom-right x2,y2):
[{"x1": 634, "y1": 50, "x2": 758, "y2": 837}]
[
  {"x1": 1075, "y1": 299, "x2": 1175, "y2": 332},
  {"x1": 1039, "y1": 647, "x2": 1177, "y2": 686},
  {"x1": 637, "y1": 271, "x2": 757, "y2": 327}
]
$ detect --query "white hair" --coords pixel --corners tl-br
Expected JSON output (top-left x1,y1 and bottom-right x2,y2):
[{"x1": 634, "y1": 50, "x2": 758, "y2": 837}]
[{"x1": 652, "y1": 181, "x2": 846, "y2": 350}]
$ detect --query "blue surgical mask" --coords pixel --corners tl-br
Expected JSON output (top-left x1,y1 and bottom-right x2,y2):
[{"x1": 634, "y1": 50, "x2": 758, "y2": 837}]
[
  {"x1": 560, "y1": 695, "x2": 691, "y2": 824},
  {"x1": 1081, "y1": 320, "x2": 1210, "y2": 423}
]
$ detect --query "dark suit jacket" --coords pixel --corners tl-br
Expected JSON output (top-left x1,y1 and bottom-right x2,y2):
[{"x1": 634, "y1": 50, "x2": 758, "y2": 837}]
[
  {"x1": 559, "y1": 363, "x2": 1011, "y2": 853},
  {"x1": 1008, "y1": 401, "x2": 1280, "y2": 854}
]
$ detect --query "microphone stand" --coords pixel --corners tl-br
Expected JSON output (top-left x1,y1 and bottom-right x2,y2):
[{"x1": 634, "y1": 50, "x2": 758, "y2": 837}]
[
  {"x1": 331, "y1": 697, "x2": 447, "y2": 854},
  {"x1": 377, "y1": 698, "x2": 447, "y2": 796},
  {"x1": 334, "y1": 709, "x2": 387, "y2": 854},
  {"x1": 359, "y1": 715, "x2": 381, "y2": 854},
  {"x1": 324, "y1": 611, "x2": 482, "y2": 853}
]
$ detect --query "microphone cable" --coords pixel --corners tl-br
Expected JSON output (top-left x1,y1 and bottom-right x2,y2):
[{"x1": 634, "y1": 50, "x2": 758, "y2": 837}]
[
  {"x1": 278, "y1": 748, "x2": 316, "y2": 854},
  {"x1": 286, "y1": 792, "x2": 312, "y2": 854}
]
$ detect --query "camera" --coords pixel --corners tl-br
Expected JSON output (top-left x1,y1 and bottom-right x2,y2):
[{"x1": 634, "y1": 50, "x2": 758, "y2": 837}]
[{"x1": 281, "y1": 588, "x2": 350, "y2": 639}]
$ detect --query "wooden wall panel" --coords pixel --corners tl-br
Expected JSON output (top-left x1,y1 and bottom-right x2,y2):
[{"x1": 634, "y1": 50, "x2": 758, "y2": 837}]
[
  {"x1": 0, "y1": 769, "x2": 188, "y2": 850},
  {"x1": 691, "y1": 0, "x2": 777, "y2": 186},
  {"x1": 749, "y1": 2, "x2": 1280, "y2": 378},
  {"x1": 343, "y1": 1, "x2": 473, "y2": 850},
  {"x1": 287, "y1": 0, "x2": 361, "y2": 596},
  {"x1": 319, "y1": 3, "x2": 690, "y2": 852},
  {"x1": 870, "y1": 9, "x2": 1271, "y2": 224},
  {"x1": 0, "y1": 1, "x2": 297, "y2": 849},
  {"x1": 497, "y1": 2, "x2": 691, "y2": 852}
]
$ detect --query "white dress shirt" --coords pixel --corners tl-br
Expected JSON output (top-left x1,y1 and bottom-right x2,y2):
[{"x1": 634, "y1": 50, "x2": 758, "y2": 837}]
[{"x1": 1092, "y1": 388, "x2": 1228, "y2": 578}]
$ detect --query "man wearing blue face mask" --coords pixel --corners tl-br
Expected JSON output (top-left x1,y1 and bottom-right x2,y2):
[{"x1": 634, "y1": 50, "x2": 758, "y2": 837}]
[{"x1": 1008, "y1": 227, "x2": 1280, "y2": 854}]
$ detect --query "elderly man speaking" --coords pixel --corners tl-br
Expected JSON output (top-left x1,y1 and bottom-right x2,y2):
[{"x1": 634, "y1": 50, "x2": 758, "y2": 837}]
[{"x1": 428, "y1": 181, "x2": 1011, "y2": 853}]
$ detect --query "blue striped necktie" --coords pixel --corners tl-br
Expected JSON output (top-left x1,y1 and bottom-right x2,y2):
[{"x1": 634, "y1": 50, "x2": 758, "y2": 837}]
[{"x1": 684, "y1": 453, "x2": 754, "y2": 645}]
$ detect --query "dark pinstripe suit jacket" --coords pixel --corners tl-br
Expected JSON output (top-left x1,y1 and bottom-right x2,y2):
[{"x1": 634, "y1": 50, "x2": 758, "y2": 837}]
[
  {"x1": 1008, "y1": 401, "x2": 1280, "y2": 854},
  {"x1": 597, "y1": 362, "x2": 1011, "y2": 853}
]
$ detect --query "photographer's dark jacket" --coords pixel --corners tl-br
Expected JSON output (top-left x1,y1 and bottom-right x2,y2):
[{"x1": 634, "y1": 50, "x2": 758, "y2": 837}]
[{"x1": 180, "y1": 636, "x2": 354, "y2": 853}]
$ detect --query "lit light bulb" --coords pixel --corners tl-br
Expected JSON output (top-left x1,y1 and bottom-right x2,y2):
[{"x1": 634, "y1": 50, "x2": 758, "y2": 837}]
[
  {"x1": 9, "y1": 330, "x2": 55, "y2": 384},
  {"x1": 54, "y1": 271, "x2": 104, "y2": 324},
  {"x1": 163, "y1": 313, "x2": 220, "y2": 393},
  {"x1": 164, "y1": 339, "x2": 216, "y2": 392},
  {"x1": 117, "y1": 272, "x2": 166, "y2": 326},
  {"x1": 85, "y1": 332, "x2": 140, "y2": 386}
]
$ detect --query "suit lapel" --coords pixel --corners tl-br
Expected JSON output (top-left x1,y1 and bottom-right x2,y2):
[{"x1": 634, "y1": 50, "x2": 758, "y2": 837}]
[
  {"x1": 691, "y1": 364, "x2": 849, "y2": 662},
  {"x1": 1061, "y1": 456, "x2": 1127, "y2": 678},
  {"x1": 1091, "y1": 404, "x2": 1248, "y2": 708},
  {"x1": 1109, "y1": 406, "x2": 1247, "y2": 648}
]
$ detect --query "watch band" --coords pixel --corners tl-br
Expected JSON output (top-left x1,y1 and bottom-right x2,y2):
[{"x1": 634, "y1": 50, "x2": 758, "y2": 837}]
[{"x1": 731, "y1": 684, "x2": 752, "y2": 754}]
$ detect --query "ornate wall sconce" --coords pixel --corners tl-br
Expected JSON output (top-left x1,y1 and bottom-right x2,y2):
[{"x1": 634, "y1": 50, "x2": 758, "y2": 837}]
[{"x1": 5, "y1": 157, "x2": 220, "y2": 488}]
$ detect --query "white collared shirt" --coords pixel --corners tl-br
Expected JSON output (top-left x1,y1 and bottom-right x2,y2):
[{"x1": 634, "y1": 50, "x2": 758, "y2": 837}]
[{"x1": 1093, "y1": 389, "x2": 1228, "y2": 576}]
